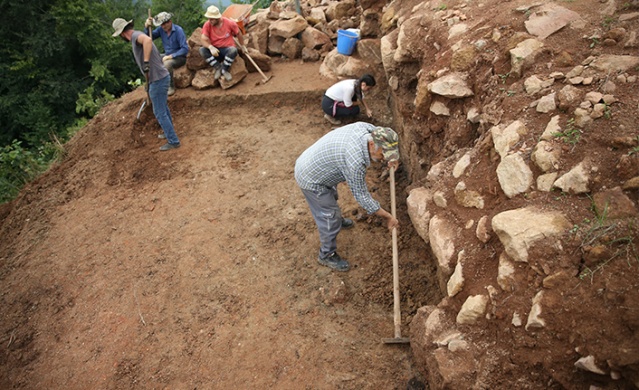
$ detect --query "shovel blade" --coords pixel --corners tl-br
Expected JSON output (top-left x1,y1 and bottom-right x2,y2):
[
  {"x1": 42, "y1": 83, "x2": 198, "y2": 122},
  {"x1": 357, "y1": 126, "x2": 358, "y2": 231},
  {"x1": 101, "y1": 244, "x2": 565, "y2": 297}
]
[
  {"x1": 382, "y1": 337, "x2": 410, "y2": 344},
  {"x1": 136, "y1": 100, "x2": 147, "y2": 120}
]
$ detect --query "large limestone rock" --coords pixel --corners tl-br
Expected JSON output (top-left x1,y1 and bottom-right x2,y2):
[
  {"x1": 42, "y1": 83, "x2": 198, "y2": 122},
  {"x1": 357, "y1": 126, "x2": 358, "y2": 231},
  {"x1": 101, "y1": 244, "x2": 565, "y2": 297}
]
[
  {"x1": 589, "y1": 55, "x2": 639, "y2": 73},
  {"x1": 510, "y1": 38, "x2": 544, "y2": 77},
  {"x1": 300, "y1": 26, "x2": 331, "y2": 49},
  {"x1": 218, "y1": 57, "x2": 248, "y2": 90},
  {"x1": 491, "y1": 120, "x2": 526, "y2": 158},
  {"x1": 531, "y1": 141, "x2": 561, "y2": 172},
  {"x1": 241, "y1": 48, "x2": 271, "y2": 73},
  {"x1": 320, "y1": 50, "x2": 373, "y2": 79},
  {"x1": 429, "y1": 215, "x2": 459, "y2": 288},
  {"x1": 492, "y1": 207, "x2": 572, "y2": 263},
  {"x1": 268, "y1": 15, "x2": 309, "y2": 38},
  {"x1": 380, "y1": 29, "x2": 399, "y2": 72},
  {"x1": 281, "y1": 37, "x2": 304, "y2": 59},
  {"x1": 427, "y1": 72, "x2": 474, "y2": 99},
  {"x1": 456, "y1": 295, "x2": 489, "y2": 325},
  {"x1": 407, "y1": 187, "x2": 433, "y2": 243},
  {"x1": 496, "y1": 153, "x2": 534, "y2": 198},
  {"x1": 411, "y1": 306, "x2": 478, "y2": 390},
  {"x1": 553, "y1": 161, "x2": 591, "y2": 194},
  {"x1": 325, "y1": 0, "x2": 355, "y2": 21},
  {"x1": 191, "y1": 68, "x2": 219, "y2": 89},
  {"x1": 524, "y1": 4, "x2": 582, "y2": 40},
  {"x1": 394, "y1": 16, "x2": 426, "y2": 63},
  {"x1": 173, "y1": 66, "x2": 194, "y2": 88}
]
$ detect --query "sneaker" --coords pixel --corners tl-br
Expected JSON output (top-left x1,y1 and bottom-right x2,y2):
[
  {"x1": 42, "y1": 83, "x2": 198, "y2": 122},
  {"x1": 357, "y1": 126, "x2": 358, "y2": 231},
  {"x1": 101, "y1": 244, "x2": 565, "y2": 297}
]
[
  {"x1": 158, "y1": 133, "x2": 166, "y2": 139},
  {"x1": 341, "y1": 218, "x2": 354, "y2": 229},
  {"x1": 167, "y1": 86, "x2": 175, "y2": 96},
  {"x1": 318, "y1": 252, "x2": 350, "y2": 272},
  {"x1": 214, "y1": 66, "x2": 222, "y2": 80},
  {"x1": 159, "y1": 142, "x2": 180, "y2": 151},
  {"x1": 222, "y1": 70, "x2": 232, "y2": 81},
  {"x1": 324, "y1": 113, "x2": 341, "y2": 125}
]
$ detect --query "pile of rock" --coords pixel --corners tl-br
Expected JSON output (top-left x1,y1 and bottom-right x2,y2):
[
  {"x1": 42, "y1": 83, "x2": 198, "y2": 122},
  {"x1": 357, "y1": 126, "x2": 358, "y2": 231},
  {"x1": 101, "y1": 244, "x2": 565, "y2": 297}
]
[{"x1": 171, "y1": 0, "x2": 389, "y2": 90}]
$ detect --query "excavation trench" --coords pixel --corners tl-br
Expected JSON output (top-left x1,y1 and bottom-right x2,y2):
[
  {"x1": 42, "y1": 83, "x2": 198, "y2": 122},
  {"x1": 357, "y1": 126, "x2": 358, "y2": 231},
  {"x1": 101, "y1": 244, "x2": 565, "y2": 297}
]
[{"x1": 0, "y1": 61, "x2": 441, "y2": 388}]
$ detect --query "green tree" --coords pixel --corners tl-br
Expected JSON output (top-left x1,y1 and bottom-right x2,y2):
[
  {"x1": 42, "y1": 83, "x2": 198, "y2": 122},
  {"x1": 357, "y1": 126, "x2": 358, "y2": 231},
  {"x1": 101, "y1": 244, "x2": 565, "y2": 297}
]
[{"x1": 151, "y1": 0, "x2": 206, "y2": 36}]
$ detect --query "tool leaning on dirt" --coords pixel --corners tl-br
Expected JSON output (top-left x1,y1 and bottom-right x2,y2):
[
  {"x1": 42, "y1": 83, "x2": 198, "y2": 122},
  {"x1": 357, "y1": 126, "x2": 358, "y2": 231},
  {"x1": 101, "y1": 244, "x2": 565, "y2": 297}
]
[
  {"x1": 294, "y1": 122, "x2": 400, "y2": 272},
  {"x1": 234, "y1": 39, "x2": 272, "y2": 85}
]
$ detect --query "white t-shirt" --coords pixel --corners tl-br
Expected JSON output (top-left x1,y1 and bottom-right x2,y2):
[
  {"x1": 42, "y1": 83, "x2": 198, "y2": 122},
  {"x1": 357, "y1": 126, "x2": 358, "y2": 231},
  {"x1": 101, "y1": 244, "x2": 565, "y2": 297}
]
[{"x1": 325, "y1": 79, "x2": 360, "y2": 107}]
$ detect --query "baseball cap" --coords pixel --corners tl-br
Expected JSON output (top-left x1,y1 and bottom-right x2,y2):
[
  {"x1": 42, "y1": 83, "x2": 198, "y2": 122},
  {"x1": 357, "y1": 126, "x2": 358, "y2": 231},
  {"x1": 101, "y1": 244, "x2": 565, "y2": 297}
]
[{"x1": 371, "y1": 127, "x2": 399, "y2": 161}]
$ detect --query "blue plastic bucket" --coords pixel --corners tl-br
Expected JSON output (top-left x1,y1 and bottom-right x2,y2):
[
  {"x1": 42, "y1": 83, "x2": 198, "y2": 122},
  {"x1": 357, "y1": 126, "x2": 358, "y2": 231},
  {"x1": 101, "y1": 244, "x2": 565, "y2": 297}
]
[{"x1": 336, "y1": 29, "x2": 359, "y2": 56}]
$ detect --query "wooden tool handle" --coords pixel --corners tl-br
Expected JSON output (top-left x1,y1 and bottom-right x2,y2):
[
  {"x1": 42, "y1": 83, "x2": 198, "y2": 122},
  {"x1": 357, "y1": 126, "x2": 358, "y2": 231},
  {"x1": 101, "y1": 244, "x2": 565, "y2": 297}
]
[{"x1": 390, "y1": 167, "x2": 402, "y2": 338}]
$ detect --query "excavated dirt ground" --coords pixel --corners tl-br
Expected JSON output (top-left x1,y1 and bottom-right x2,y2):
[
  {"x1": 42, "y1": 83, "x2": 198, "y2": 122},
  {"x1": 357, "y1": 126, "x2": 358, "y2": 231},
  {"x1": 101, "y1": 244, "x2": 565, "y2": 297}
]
[{"x1": 0, "y1": 60, "x2": 441, "y2": 389}]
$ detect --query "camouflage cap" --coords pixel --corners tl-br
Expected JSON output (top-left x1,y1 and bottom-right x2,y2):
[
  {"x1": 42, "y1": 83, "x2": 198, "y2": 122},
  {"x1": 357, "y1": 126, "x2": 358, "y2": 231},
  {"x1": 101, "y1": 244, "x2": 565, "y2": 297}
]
[
  {"x1": 371, "y1": 127, "x2": 399, "y2": 161},
  {"x1": 153, "y1": 12, "x2": 172, "y2": 27}
]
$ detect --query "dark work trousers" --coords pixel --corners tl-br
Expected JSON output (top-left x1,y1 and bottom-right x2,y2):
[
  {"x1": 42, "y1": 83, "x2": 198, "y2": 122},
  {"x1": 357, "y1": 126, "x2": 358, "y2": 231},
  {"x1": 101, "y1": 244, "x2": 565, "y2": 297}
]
[
  {"x1": 322, "y1": 95, "x2": 360, "y2": 119},
  {"x1": 300, "y1": 186, "x2": 343, "y2": 258}
]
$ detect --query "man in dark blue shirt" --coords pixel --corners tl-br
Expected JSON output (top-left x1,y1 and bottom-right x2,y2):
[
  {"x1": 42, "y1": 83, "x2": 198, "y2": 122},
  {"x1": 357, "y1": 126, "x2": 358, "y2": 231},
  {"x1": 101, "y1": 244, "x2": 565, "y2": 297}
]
[{"x1": 145, "y1": 12, "x2": 189, "y2": 96}]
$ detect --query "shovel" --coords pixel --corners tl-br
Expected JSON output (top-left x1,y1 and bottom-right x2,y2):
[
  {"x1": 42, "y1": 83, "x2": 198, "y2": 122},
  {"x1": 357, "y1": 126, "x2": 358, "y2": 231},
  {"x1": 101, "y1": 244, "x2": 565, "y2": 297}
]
[
  {"x1": 234, "y1": 38, "x2": 272, "y2": 84},
  {"x1": 382, "y1": 166, "x2": 410, "y2": 345},
  {"x1": 136, "y1": 9, "x2": 153, "y2": 120}
]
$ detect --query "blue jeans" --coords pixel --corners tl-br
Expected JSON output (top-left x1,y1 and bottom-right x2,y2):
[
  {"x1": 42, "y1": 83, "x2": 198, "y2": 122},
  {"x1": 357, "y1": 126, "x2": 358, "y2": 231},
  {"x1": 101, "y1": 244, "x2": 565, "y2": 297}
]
[
  {"x1": 199, "y1": 46, "x2": 238, "y2": 71},
  {"x1": 300, "y1": 187, "x2": 343, "y2": 258},
  {"x1": 149, "y1": 75, "x2": 179, "y2": 145}
]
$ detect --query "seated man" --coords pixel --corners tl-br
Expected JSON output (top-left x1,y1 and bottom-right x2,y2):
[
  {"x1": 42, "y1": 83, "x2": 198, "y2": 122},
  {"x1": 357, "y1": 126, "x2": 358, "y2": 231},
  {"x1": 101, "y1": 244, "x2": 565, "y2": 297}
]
[
  {"x1": 144, "y1": 12, "x2": 189, "y2": 96},
  {"x1": 198, "y1": 5, "x2": 245, "y2": 82}
]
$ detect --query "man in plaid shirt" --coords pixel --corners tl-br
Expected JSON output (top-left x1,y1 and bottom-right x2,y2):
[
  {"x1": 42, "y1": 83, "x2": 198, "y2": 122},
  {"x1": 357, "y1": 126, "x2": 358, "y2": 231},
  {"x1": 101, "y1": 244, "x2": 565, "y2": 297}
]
[{"x1": 295, "y1": 122, "x2": 400, "y2": 272}]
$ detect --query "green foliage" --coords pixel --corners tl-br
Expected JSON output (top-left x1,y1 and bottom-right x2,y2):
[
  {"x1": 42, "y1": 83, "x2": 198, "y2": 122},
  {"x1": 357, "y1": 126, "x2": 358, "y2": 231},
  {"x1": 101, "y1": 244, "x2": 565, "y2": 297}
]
[
  {"x1": 76, "y1": 86, "x2": 115, "y2": 117},
  {"x1": 602, "y1": 16, "x2": 615, "y2": 30},
  {"x1": 0, "y1": 141, "x2": 46, "y2": 203},
  {"x1": 553, "y1": 118, "x2": 581, "y2": 146},
  {"x1": 152, "y1": 0, "x2": 207, "y2": 36},
  {"x1": 573, "y1": 200, "x2": 639, "y2": 283}
]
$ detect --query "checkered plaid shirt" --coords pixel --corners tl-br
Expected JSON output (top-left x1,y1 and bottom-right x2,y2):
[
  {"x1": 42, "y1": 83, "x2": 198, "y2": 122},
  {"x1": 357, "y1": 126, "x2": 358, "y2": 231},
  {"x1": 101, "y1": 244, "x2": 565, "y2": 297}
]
[{"x1": 295, "y1": 122, "x2": 380, "y2": 214}]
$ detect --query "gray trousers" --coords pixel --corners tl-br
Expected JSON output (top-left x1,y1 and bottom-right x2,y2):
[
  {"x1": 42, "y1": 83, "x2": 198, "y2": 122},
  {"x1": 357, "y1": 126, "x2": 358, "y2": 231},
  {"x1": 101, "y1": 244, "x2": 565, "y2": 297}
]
[
  {"x1": 163, "y1": 56, "x2": 186, "y2": 88},
  {"x1": 300, "y1": 187, "x2": 343, "y2": 258}
]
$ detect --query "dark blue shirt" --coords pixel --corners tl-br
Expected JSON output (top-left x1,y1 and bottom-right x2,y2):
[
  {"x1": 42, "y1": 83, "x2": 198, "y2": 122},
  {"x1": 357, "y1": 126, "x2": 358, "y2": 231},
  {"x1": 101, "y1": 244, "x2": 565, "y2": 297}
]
[{"x1": 151, "y1": 23, "x2": 189, "y2": 58}]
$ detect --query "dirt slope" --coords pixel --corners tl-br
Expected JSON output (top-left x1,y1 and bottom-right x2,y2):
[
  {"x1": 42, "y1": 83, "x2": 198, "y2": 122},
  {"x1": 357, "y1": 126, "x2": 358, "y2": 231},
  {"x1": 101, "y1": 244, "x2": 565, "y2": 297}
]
[{"x1": 0, "y1": 61, "x2": 440, "y2": 388}]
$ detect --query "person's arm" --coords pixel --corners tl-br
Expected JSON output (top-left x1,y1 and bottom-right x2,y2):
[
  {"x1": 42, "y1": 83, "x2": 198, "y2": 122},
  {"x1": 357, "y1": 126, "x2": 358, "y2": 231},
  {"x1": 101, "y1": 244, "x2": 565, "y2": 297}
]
[
  {"x1": 136, "y1": 33, "x2": 153, "y2": 71},
  {"x1": 361, "y1": 97, "x2": 373, "y2": 118},
  {"x1": 374, "y1": 207, "x2": 399, "y2": 231},
  {"x1": 170, "y1": 28, "x2": 189, "y2": 58}
]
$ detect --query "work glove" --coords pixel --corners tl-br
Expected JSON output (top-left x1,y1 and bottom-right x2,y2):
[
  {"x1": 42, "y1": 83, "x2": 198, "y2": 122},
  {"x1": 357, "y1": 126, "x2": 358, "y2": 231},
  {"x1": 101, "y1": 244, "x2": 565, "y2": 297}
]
[
  {"x1": 144, "y1": 17, "x2": 153, "y2": 29},
  {"x1": 143, "y1": 61, "x2": 150, "y2": 74},
  {"x1": 208, "y1": 45, "x2": 219, "y2": 57},
  {"x1": 240, "y1": 45, "x2": 248, "y2": 54},
  {"x1": 162, "y1": 55, "x2": 172, "y2": 62}
]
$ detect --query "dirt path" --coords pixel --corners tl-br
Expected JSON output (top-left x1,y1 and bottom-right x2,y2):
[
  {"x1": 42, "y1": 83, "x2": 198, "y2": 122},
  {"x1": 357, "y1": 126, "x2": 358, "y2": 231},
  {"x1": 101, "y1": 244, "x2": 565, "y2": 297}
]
[{"x1": 0, "y1": 61, "x2": 440, "y2": 388}]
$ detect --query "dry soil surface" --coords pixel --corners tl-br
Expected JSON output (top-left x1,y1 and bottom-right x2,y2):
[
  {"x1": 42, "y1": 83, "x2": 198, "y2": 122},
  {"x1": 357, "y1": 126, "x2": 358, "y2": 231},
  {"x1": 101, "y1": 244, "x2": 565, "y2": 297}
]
[{"x1": 0, "y1": 60, "x2": 441, "y2": 389}]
